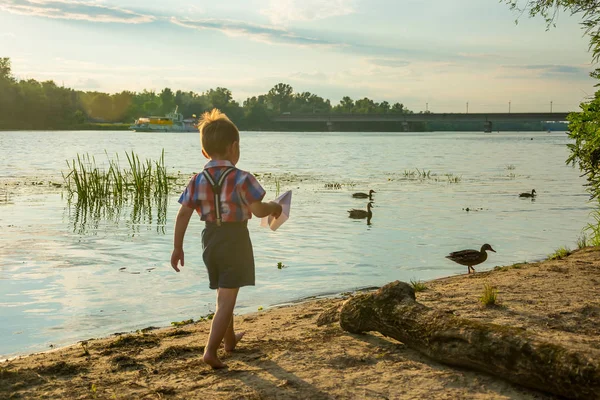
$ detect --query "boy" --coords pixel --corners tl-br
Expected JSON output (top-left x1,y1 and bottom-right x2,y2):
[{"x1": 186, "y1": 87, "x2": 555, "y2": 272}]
[{"x1": 170, "y1": 109, "x2": 282, "y2": 369}]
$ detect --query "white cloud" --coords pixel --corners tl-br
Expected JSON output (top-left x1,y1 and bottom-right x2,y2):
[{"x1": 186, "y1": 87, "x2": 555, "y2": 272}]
[
  {"x1": 0, "y1": 0, "x2": 155, "y2": 24},
  {"x1": 170, "y1": 17, "x2": 339, "y2": 48},
  {"x1": 261, "y1": 0, "x2": 355, "y2": 25},
  {"x1": 0, "y1": 32, "x2": 17, "y2": 38}
]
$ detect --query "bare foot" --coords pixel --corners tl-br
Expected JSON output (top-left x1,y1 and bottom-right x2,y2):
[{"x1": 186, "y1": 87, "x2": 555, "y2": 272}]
[
  {"x1": 202, "y1": 352, "x2": 226, "y2": 369},
  {"x1": 224, "y1": 331, "x2": 245, "y2": 352}
]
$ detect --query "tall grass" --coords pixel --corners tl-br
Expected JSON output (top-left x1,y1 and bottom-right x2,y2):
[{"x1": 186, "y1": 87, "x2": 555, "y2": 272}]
[
  {"x1": 63, "y1": 150, "x2": 171, "y2": 203},
  {"x1": 479, "y1": 283, "x2": 498, "y2": 307},
  {"x1": 64, "y1": 150, "x2": 172, "y2": 235},
  {"x1": 548, "y1": 246, "x2": 571, "y2": 260},
  {"x1": 584, "y1": 209, "x2": 600, "y2": 247}
]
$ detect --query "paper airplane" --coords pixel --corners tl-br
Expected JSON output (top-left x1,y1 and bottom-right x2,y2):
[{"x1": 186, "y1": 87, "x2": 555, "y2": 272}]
[{"x1": 261, "y1": 190, "x2": 292, "y2": 231}]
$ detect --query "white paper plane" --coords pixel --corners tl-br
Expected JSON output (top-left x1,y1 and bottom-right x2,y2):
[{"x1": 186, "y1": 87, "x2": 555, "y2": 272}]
[{"x1": 260, "y1": 190, "x2": 292, "y2": 231}]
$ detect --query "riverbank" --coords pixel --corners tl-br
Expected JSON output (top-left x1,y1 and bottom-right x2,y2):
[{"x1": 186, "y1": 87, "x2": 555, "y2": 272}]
[{"x1": 2, "y1": 247, "x2": 598, "y2": 399}]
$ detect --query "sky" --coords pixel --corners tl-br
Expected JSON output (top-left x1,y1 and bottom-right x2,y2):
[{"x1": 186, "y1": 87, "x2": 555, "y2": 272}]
[{"x1": 0, "y1": 0, "x2": 596, "y2": 112}]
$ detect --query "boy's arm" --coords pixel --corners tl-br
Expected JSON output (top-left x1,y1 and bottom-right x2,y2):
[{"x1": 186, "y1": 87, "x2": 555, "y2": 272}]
[
  {"x1": 250, "y1": 201, "x2": 282, "y2": 219},
  {"x1": 171, "y1": 205, "x2": 195, "y2": 272}
]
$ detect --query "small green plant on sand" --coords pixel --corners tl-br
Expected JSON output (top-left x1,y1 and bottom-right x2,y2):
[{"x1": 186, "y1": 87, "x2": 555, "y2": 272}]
[
  {"x1": 81, "y1": 341, "x2": 90, "y2": 357},
  {"x1": 479, "y1": 283, "x2": 498, "y2": 307},
  {"x1": 198, "y1": 312, "x2": 214, "y2": 322},
  {"x1": 577, "y1": 234, "x2": 588, "y2": 249},
  {"x1": 90, "y1": 383, "x2": 98, "y2": 399},
  {"x1": 171, "y1": 318, "x2": 194, "y2": 327},
  {"x1": 548, "y1": 247, "x2": 571, "y2": 260},
  {"x1": 409, "y1": 279, "x2": 427, "y2": 292}
]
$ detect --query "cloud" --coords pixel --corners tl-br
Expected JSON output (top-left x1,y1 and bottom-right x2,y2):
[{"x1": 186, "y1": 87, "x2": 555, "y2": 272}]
[
  {"x1": 0, "y1": 0, "x2": 155, "y2": 24},
  {"x1": 502, "y1": 64, "x2": 591, "y2": 79},
  {"x1": 170, "y1": 17, "x2": 337, "y2": 47},
  {"x1": 368, "y1": 58, "x2": 411, "y2": 68},
  {"x1": 261, "y1": 0, "x2": 355, "y2": 25},
  {"x1": 0, "y1": 32, "x2": 17, "y2": 38},
  {"x1": 75, "y1": 77, "x2": 101, "y2": 89}
]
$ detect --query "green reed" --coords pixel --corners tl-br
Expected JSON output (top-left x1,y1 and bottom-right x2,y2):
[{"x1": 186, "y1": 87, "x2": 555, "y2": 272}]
[{"x1": 63, "y1": 150, "x2": 172, "y2": 203}]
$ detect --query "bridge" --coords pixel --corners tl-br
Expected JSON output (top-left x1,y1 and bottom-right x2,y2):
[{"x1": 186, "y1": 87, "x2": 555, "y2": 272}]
[{"x1": 272, "y1": 112, "x2": 570, "y2": 132}]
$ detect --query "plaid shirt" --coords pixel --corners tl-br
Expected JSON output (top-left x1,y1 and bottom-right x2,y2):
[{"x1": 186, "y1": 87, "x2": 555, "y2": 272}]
[{"x1": 178, "y1": 160, "x2": 266, "y2": 222}]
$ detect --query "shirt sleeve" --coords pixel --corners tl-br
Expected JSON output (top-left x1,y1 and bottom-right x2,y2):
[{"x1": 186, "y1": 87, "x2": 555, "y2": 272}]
[
  {"x1": 178, "y1": 174, "x2": 201, "y2": 209},
  {"x1": 239, "y1": 173, "x2": 266, "y2": 205}
]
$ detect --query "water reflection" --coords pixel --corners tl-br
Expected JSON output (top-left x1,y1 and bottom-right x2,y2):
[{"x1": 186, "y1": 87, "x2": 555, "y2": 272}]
[{"x1": 67, "y1": 193, "x2": 168, "y2": 235}]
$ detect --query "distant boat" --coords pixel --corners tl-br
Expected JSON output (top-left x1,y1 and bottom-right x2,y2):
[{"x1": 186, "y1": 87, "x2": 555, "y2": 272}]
[{"x1": 129, "y1": 106, "x2": 197, "y2": 132}]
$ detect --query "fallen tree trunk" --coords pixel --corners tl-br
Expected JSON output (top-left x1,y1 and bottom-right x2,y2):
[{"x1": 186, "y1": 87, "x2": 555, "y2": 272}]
[{"x1": 335, "y1": 281, "x2": 600, "y2": 400}]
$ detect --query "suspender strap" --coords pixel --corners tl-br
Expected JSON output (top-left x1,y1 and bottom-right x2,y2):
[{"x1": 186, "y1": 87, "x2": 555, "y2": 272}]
[{"x1": 202, "y1": 167, "x2": 235, "y2": 226}]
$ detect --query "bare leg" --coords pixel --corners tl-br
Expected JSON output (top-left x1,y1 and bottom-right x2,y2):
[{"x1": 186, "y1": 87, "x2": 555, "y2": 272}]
[
  {"x1": 203, "y1": 288, "x2": 239, "y2": 369},
  {"x1": 223, "y1": 317, "x2": 245, "y2": 352}
]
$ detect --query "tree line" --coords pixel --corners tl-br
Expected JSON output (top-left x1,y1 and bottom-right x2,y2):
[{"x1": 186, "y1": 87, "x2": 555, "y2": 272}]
[{"x1": 0, "y1": 58, "x2": 414, "y2": 130}]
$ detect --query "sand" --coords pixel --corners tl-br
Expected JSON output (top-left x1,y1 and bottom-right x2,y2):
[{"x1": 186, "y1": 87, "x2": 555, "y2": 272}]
[{"x1": 1, "y1": 247, "x2": 599, "y2": 400}]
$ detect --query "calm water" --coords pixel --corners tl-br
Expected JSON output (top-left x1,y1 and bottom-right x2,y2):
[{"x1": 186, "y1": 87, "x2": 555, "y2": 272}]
[{"x1": 0, "y1": 130, "x2": 593, "y2": 358}]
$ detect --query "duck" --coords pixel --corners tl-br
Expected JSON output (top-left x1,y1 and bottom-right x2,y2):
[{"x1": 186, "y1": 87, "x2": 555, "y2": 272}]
[
  {"x1": 519, "y1": 189, "x2": 536, "y2": 198},
  {"x1": 348, "y1": 202, "x2": 373, "y2": 219},
  {"x1": 445, "y1": 244, "x2": 496, "y2": 274},
  {"x1": 352, "y1": 190, "x2": 376, "y2": 200}
]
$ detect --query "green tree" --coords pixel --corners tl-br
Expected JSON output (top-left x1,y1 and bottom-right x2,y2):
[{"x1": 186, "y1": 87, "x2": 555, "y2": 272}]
[
  {"x1": 267, "y1": 83, "x2": 294, "y2": 113},
  {"x1": 159, "y1": 88, "x2": 176, "y2": 114},
  {"x1": 0, "y1": 57, "x2": 14, "y2": 81},
  {"x1": 333, "y1": 96, "x2": 354, "y2": 113}
]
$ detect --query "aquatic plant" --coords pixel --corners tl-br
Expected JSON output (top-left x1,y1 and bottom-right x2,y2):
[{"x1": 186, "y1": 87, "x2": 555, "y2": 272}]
[
  {"x1": 63, "y1": 149, "x2": 172, "y2": 203},
  {"x1": 277, "y1": 261, "x2": 286, "y2": 269},
  {"x1": 415, "y1": 168, "x2": 431, "y2": 179},
  {"x1": 479, "y1": 283, "x2": 498, "y2": 307},
  {"x1": 506, "y1": 164, "x2": 516, "y2": 170},
  {"x1": 63, "y1": 150, "x2": 173, "y2": 235},
  {"x1": 445, "y1": 173, "x2": 462, "y2": 183},
  {"x1": 548, "y1": 246, "x2": 571, "y2": 260},
  {"x1": 409, "y1": 279, "x2": 427, "y2": 292}
]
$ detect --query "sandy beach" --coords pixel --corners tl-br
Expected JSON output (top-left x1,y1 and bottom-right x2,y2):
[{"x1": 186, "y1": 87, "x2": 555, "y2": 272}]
[{"x1": 1, "y1": 247, "x2": 599, "y2": 400}]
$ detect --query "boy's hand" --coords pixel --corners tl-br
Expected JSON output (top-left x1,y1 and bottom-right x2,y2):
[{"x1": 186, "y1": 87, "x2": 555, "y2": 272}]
[
  {"x1": 270, "y1": 202, "x2": 283, "y2": 218},
  {"x1": 171, "y1": 248, "x2": 184, "y2": 272}
]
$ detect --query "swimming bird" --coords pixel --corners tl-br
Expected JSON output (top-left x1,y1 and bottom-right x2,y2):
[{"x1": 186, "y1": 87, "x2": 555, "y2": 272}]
[
  {"x1": 445, "y1": 244, "x2": 496, "y2": 274},
  {"x1": 519, "y1": 189, "x2": 536, "y2": 198},
  {"x1": 352, "y1": 190, "x2": 376, "y2": 200},
  {"x1": 348, "y1": 202, "x2": 373, "y2": 219}
]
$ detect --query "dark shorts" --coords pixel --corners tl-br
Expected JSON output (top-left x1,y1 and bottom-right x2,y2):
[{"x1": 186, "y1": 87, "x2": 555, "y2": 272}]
[{"x1": 201, "y1": 221, "x2": 255, "y2": 290}]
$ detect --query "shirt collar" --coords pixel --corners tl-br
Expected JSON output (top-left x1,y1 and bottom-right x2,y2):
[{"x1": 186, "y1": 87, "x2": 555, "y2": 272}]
[{"x1": 204, "y1": 159, "x2": 234, "y2": 169}]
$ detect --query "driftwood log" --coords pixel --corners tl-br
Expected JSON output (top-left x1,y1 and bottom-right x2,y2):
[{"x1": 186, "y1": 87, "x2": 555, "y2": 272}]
[{"x1": 332, "y1": 281, "x2": 600, "y2": 400}]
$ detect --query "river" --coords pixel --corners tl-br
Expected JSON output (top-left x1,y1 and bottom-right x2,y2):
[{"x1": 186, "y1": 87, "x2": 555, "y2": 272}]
[{"x1": 0, "y1": 130, "x2": 592, "y2": 358}]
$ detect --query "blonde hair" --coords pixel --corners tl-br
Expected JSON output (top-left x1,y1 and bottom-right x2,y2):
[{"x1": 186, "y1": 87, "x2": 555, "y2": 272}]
[{"x1": 199, "y1": 109, "x2": 240, "y2": 156}]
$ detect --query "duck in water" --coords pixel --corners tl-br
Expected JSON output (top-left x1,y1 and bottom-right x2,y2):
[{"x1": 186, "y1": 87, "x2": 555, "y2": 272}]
[
  {"x1": 519, "y1": 189, "x2": 536, "y2": 198},
  {"x1": 352, "y1": 190, "x2": 376, "y2": 200},
  {"x1": 446, "y1": 244, "x2": 496, "y2": 274},
  {"x1": 348, "y1": 202, "x2": 373, "y2": 219}
]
